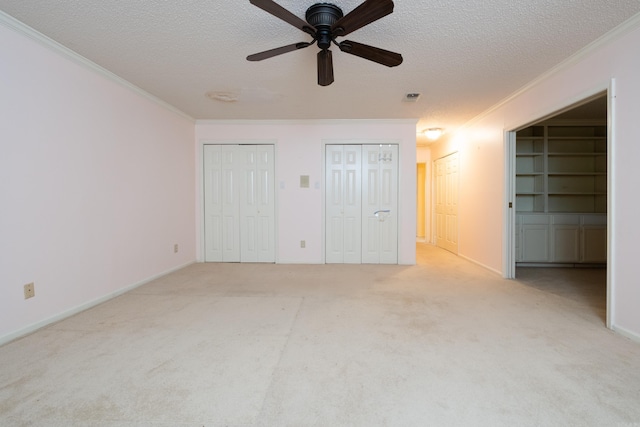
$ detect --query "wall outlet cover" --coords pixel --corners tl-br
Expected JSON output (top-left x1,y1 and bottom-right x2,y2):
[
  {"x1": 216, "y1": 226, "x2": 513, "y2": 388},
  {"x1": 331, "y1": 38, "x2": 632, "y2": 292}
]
[{"x1": 24, "y1": 283, "x2": 35, "y2": 299}]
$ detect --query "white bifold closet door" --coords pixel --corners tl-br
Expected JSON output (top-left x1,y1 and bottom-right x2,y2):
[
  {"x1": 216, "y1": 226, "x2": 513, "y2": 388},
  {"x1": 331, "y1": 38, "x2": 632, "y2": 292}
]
[
  {"x1": 204, "y1": 145, "x2": 275, "y2": 262},
  {"x1": 325, "y1": 144, "x2": 398, "y2": 264}
]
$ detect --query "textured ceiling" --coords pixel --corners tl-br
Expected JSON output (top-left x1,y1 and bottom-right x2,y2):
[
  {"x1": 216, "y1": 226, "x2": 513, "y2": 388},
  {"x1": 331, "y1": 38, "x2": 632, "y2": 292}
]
[{"x1": 2, "y1": 1, "x2": 639, "y2": 140}]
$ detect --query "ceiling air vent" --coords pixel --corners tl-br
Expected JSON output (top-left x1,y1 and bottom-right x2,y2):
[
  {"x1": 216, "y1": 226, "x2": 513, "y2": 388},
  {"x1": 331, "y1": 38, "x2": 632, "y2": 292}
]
[{"x1": 403, "y1": 93, "x2": 421, "y2": 102}]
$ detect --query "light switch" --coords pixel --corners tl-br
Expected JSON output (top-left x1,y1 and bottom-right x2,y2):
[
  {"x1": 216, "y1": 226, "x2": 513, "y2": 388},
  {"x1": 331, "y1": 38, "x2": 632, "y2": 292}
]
[{"x1": 300, "y1": 175, "x2": 310, "y2": 188}]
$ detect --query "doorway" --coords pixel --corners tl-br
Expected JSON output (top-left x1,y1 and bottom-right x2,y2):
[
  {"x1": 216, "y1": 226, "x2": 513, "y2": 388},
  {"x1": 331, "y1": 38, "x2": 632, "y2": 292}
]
[
  {"x1": 325, "y1": 144, "x2": 399, "y2": 264},
  {"x1": 507, "y1": 93, "x2": 609, "y2": 324}
]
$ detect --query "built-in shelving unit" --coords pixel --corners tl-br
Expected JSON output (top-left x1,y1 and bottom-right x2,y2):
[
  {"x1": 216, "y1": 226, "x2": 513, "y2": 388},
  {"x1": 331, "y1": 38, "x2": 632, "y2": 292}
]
[
  {"x1": 515, "y1": 121, "x2": 607, "y2": 265},
  {"x1": 516, "y1": 122, "x2": 607, "y2": 214}
]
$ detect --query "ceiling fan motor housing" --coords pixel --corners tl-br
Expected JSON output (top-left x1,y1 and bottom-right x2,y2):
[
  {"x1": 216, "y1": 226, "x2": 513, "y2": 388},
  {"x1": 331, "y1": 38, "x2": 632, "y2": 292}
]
[{"x1": 306, "y1": 3, "x2": 343, "y2": 49}]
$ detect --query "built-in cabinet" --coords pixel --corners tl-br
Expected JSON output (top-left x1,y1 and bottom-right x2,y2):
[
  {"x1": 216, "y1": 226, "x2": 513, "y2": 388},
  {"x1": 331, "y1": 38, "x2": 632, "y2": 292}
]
[
  {"x1": 515, "y1": 122, "x2": 607, "y2": 264},
  {"x1": 516, "y1": 214, "x2": 606, "y2": 264}
]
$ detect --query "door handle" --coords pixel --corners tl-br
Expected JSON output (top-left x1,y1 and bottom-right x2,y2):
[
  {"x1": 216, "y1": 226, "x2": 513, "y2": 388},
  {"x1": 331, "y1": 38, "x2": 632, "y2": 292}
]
[{"x1": 374, "y1": 210, "x2": 391, "y2": 222}]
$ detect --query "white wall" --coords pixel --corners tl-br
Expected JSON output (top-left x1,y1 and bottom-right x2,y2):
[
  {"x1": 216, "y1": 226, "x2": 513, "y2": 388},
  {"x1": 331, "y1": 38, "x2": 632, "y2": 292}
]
[
  {"x1": 432, "y1": 16, "x2": 640, "y2": 339},
  {"x1": 0, "y1": 18, "x2": 196, "y2": 343},
  {"x1": 195, "y1": 120, "x2": 417, "y2": 265}
]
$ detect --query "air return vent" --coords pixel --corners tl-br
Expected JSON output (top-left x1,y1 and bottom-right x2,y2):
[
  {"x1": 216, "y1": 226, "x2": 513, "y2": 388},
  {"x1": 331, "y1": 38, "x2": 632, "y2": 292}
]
[{"x1": 403, "y1": 93, "x2": 421, "y2": 102}]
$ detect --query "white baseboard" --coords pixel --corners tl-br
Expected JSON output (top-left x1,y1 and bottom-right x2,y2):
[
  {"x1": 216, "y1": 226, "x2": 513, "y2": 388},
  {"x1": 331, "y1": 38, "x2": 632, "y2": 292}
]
[
  {"x1": 458, "y1": 253, "x2": 503, "y2": 276},
  {"x1": 0, "y1": 261, "x2": 195, "y2": 347},
  {"x1": 611, "y1": 324, "x2": 640, "y2": 344}
]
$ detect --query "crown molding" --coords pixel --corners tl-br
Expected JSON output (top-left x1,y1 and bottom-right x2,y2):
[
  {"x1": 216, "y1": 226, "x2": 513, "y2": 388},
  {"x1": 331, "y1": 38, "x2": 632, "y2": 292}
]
[
  {"x1": 461, "y1": 11, "x2": 640, "y2": 130},
  {"x1": 195, "y1": 118, "x2": 419, "y2": 126},
  {"x1": 0, "y1": 10, "x2": 194, "y2": 123}
]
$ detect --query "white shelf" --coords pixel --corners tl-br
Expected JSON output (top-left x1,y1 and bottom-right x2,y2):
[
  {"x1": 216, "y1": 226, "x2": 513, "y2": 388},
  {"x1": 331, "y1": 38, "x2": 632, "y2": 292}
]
[{"x1": 515, "y1": 123, "x2": 607, "y2": 214}]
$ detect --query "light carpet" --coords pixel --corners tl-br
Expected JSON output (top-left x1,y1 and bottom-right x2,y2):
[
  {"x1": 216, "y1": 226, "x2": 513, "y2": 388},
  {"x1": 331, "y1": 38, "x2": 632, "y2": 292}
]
[{"x1": 1, "y1": 244, "x2": 639, "y2": 426}]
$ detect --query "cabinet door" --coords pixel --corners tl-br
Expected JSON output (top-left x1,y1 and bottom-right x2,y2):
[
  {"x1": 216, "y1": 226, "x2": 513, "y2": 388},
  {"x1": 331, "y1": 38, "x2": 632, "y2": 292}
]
[
  {"x1": 582, "y1": 225, "x2": 607, "y2": 263},
  {"x1": 551, "y1": 225, "x2": 580, "y2": 262},
  {"x1": 521, "y1": 224, "x2": 550, "y2": 262}
]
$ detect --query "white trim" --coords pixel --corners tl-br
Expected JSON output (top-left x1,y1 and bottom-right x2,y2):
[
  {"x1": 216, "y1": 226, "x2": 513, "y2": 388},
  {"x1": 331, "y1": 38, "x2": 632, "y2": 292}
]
[
  {"x1": 458, "y1": 254, "x2": 502, "y2": 277},
  {"x1": 611, "y1": 324, "x2": 640, "y2": 344},
  {"x1": 196, "y1": 119, "x2": 419, "y2": 126},
  {"x1": 504, "y1": 87, "x2": 608, "y2": 132},
  {"x1": 0, "y1": 261, "x2": 195, "y2": 347},
  {"x1": 0, "y1": 10, "x2": 194, "y2": 123},
  {"x1": 606, "y1": 78, "x2": 616, "y2": 330},
  {"x1": 503, "y1": 131, "x2": 517, "y2": 279},
  {"x1": 462, "y1": 12, "x2": 640, "y2": 131}
]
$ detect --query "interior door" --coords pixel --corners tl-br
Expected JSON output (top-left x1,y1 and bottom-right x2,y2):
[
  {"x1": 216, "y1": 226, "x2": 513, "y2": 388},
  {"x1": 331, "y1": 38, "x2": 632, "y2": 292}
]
[
  {"x1": 325, "y1": 145, "x2": 362, "y2": 263},
  {"x1": 204, "y1": 145, "x2": 240, "y2": 262},
  {"x1": 204, "y1": 144, "x2": 274, "y2": 263},
  {"x1": 204, "y1": 145, "x2": 224, "y2": 261},
  {"x1": 240, "y1": 145, "x2": 275, "y2": 262},
  {"x1": 416, "y1": 163, "x2": 426, "y2": 239},
  {"x1": 325, "y1": 144, "x2": 398, "y2": 264},
  {"x1": 362, "y1": 144, "x2": 398, "y2": 264},
  {"x1": 435, "y1": 152, "x2": 459, "y2": 253}
]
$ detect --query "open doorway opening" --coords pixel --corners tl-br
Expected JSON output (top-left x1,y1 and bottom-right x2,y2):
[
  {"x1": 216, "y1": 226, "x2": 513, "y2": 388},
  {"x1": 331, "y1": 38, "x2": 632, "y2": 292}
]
[{"x1": 510, "y1": 94, "x2": 608, "y2": 324}]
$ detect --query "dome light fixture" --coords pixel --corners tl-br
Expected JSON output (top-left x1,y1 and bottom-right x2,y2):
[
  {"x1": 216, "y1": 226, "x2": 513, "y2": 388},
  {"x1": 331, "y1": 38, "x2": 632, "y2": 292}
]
[{"x1": 423, "y1": 128, "x2": 443, "y2": 140}]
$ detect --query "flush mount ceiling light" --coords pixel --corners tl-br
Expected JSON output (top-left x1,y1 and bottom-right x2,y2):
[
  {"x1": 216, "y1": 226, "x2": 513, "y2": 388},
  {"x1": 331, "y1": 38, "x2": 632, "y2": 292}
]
[{"x1": 423, "y1": 128, "x2": 443, "y2": 140}]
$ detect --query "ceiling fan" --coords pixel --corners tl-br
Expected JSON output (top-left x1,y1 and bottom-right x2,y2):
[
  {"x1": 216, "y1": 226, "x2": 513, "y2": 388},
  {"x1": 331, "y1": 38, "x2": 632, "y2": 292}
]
[{"x1": 247, "y1": 0, "x2": 403, "y2": 86}]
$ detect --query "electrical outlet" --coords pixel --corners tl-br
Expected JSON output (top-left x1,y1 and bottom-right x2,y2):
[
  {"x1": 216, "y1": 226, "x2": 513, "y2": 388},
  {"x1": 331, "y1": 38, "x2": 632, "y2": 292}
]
[
  {"x1": 174, "y1": 244, "x2": 179, "y2": 253},
  {"x1": 300, "y1": 240, "x2": 306, "y2": 248},
  {"x1": 24, "y1": 283, "x2": 35, "y2": 299}
]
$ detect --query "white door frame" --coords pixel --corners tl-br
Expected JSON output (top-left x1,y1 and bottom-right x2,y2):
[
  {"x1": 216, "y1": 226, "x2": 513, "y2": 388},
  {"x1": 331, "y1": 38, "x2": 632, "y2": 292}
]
[{"x1": 503, "y1": 81, "x2": 615, "y2": 329}]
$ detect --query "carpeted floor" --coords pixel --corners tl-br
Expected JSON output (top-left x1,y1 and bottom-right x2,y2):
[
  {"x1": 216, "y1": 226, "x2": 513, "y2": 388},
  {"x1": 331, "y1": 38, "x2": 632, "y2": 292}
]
[{"x1": 1, "y1": 244, "x2": 639, "y2": 426}]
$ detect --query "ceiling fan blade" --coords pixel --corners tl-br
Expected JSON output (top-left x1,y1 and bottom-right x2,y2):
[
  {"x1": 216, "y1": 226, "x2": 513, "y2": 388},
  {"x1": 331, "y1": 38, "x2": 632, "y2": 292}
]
[
  {"x1": 339, "y1": 40, "x2": 403, "y2": 67},
  {"x1": 318, "y1": 50, "x2": 334, "y2": 86},
  {"x1": 250, "y1": 0, "x2": 316, "y2": 36},
  {"x1": 331, "y1": 0, "x2": 394, "y2": 37},
  {"x1": 247, "y1": 42, "x2": 311, "y2": 61}
]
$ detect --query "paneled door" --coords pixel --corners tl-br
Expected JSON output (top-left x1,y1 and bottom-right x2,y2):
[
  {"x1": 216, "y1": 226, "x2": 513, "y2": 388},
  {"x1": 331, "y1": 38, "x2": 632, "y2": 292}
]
[
  {"x1": 325, "y1": 145, "x2": 362, "y2": 263},
  {"x1": 435, "y1": 152, "x2": 459, "y2": 253},
  {"x1": 325, "y1": 144, "x2": 399, "y2": 264},
  {"x1": 204, "y1": 145, "x2": 275, "y2": 262},
  {"x1": 362, "y1": 144, "x2": 398, "y2": 264}
]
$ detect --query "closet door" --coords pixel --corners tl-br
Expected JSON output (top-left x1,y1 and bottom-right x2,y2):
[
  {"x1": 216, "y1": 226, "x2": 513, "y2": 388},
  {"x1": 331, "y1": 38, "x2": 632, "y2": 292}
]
[
  {"x1": 204, "y1": 145, "x2": 224, "y2": 261},
  {"x1": 204, "y1": 145, "x2": 240, "y2": 262},
  {"x1": 325, "y1": 144, "x2": 399, "y2": 264},
  {"x1": 240, "y1": 145, "x2": 275, "y2": 262},
  {"x1": 221, "y1": 146, "x2": 241, "y2": 261},
  {"x1": 204, "y1": 145, "x2": 274, "y2": 263},
  {"x1": 362, "y1": 144, "x2": 399, "y2": 264},
  {"x1": 325, "y1": 145, "x2": 362, "y2": 263}
]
